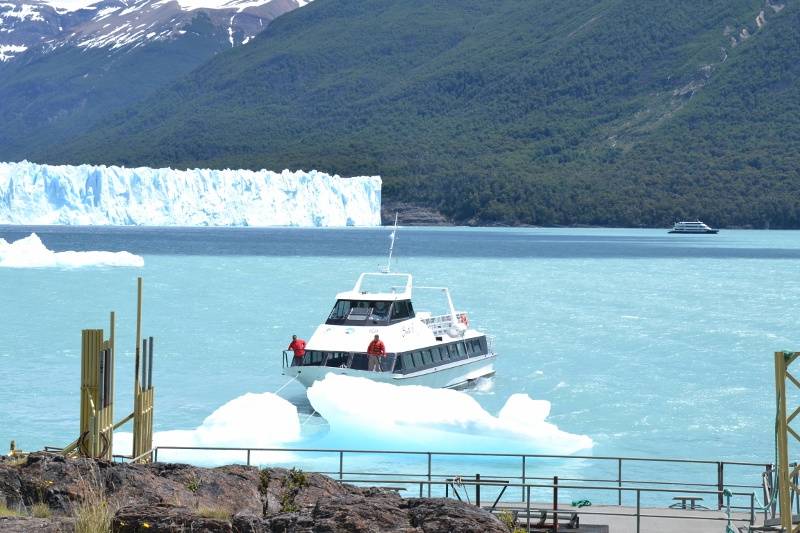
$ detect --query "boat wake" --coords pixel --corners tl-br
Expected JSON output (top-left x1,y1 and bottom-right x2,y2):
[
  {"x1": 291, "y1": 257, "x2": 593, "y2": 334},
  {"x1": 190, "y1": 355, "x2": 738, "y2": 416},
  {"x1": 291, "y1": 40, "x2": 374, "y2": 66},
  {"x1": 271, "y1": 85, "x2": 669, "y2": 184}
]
[
  {"x1": 120, "y1": 374, "x2": 592, "y2": 464},
  {"x1": 0, "y1": 233, "x2": 143, "y2": 268}
]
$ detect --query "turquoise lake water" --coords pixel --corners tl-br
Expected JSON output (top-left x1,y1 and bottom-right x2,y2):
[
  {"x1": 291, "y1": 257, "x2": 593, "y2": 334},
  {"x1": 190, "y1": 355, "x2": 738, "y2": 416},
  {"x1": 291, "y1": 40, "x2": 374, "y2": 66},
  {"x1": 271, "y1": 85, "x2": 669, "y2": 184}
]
[{"x1": 1, "y1": 226, "x2": 798, "y2": 501}]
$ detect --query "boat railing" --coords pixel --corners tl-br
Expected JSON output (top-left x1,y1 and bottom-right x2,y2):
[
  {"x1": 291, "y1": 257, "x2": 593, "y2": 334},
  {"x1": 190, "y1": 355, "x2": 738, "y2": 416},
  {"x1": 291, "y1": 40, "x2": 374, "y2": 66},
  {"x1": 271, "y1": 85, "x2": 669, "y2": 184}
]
[
  {"x1": 421, "y1": 312, "x2": 468, "y2": 336},
  {"x1": 283, "y1": 350, "x2": 398, "y2": 373}
]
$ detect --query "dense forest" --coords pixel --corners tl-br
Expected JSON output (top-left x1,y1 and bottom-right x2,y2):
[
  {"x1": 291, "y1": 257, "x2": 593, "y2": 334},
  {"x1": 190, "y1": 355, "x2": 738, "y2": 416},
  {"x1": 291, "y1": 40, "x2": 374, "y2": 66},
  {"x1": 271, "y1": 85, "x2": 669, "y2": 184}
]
[{"x1": 8, "y1": 0, "x2": 800, "y2": 227}]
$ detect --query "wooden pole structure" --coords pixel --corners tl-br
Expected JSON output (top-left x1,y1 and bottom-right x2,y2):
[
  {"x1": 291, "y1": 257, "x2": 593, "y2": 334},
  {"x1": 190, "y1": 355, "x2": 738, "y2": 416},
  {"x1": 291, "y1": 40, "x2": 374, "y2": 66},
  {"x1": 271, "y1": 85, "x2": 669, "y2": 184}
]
[
  {"x1": 132, "y1": 277, "x2": 155, "y2": 463},
  {"x1": 64, "y1": 277, "x2": 155, "y2": 463},
  {"x1": 775, "y1": 350, "x2": 800, "y2": 533}
]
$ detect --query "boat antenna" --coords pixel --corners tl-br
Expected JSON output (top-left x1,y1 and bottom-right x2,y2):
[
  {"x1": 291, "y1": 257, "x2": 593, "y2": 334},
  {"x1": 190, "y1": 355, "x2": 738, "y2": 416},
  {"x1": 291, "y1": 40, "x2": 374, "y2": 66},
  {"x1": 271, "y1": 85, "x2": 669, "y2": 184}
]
[{"x1": 381, "y1": 213, "x2": 399, "y2": 273}]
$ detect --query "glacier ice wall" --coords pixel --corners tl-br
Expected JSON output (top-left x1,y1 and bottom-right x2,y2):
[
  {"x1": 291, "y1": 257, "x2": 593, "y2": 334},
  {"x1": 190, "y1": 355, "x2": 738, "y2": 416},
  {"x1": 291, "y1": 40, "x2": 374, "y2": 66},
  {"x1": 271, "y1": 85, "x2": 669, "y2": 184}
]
[{"x1": 0, "y1": 161, "x2": 381, "y2": 226}]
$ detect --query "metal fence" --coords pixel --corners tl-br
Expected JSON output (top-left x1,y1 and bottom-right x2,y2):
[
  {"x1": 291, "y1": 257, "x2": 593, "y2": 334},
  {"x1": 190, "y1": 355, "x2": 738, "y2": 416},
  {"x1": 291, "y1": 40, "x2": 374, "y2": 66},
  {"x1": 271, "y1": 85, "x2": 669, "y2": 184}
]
[{"x1": 142, "y1": 446, "x2": 770, "y2": 513}]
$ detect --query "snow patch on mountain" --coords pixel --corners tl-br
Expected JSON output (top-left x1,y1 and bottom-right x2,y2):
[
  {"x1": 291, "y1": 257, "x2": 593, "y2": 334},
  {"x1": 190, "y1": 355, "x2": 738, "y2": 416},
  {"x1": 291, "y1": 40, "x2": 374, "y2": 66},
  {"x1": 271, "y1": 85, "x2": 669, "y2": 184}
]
[
  {"x1": 0, "y1": 161, "x2": 381, "y2": 227},
  {"x1": 0, "y1": 42, "x2": 25, "y2": 60}
]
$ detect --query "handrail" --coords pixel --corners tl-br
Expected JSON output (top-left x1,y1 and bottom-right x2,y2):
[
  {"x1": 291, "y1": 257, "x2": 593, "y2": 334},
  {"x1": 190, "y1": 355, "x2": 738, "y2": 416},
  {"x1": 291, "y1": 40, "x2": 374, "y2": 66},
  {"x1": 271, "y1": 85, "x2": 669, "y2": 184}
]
[{"x1": 150, "y1": 444, "x2": 768, "y2": 467}]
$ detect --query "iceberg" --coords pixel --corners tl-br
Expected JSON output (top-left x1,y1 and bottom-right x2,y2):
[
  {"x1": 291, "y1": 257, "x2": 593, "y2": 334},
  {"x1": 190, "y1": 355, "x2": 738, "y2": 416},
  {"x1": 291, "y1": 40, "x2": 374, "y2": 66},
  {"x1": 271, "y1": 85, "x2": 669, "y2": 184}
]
[
  {"x1": 0, "y1": 161, "x2": 381, "y2": 226},
  {"x1": 0, "y1": 233, "x2": 144, "y2": 268},
  {"x1": 307, "y1": 374, "x2": 593, "y2": 454}
]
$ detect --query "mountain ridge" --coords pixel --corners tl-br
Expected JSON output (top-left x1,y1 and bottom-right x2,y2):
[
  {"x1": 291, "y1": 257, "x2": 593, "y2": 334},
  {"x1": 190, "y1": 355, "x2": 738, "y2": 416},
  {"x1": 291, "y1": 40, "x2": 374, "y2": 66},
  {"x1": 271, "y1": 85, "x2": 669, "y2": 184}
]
[{"x1": 8, "y1": 0, "x2": 800, "y2": 227}]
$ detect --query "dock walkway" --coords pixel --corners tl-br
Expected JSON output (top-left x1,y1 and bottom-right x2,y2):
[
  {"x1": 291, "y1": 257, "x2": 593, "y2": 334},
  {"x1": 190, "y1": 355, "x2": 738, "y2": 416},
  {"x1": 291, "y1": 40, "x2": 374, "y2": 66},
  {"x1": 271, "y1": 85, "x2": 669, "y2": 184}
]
[{"x1": 491, "y1": 501, "x2": 764, "y2": 532}]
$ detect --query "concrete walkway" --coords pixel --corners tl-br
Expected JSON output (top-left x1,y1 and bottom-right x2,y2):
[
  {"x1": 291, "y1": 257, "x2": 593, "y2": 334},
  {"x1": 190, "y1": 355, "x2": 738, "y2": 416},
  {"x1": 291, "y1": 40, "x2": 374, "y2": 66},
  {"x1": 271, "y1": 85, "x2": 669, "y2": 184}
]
[{"x1": 490, "y1": 502, "x2": 764, "y2": 532}]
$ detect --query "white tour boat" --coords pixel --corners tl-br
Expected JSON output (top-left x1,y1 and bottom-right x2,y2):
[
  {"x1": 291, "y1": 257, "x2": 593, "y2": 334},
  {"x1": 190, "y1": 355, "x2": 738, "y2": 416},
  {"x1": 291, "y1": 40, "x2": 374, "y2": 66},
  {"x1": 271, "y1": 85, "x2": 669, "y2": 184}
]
[
  {"x1": 282, "y1": 222, "x2": 497, "y2": 389},
  {"x1": 668, "y1": 220, "x2": 718, "y2": 234}
]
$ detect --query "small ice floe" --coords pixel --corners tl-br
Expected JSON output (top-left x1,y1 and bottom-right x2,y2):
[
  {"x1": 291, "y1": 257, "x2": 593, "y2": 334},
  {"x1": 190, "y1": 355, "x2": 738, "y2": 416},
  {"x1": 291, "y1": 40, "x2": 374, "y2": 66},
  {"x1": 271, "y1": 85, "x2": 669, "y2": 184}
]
[{"x1": 0, "y1": 233, "x2": 143, "y2": 268}]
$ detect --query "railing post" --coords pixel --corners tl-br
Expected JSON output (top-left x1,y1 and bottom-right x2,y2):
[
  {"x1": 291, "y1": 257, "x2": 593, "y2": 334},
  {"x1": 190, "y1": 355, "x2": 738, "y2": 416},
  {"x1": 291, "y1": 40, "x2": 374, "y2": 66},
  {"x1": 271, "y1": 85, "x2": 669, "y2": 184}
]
[
  {"x1": 522, "y1": 456, "x2": 527, "y2": 503},
  {"x1": 154, "y1": 448, "x2": 158, "y2": 463},
  {"x1": 427, "y1": 453, "x2": 432, "y2": 498},
  {"x1": 636, "y1": 489, "x2": 641, "y2": 533},
  {"x1": 476, "y1": 473, "x2": 481, "y2": 507},
  {"x1": 339, "y1": 451, "x2": 343, "y2": 480},
  {"x1": 419, "y1": 482, "x2": 423, "y2": 498},
  {"x1": 717, "y1": 462, "x2": 724, "y2": 509},
  {"x1": 246, "y1": 449, "x2": 251, "y2": 466},
  {"x1": 618, "y1": 458, "x2": 623, "y2": 506},
  {"x1": 553, "y1": 476, "x2": 559, "y2": 533},
  {"x1": 750, "y1": 492, "x2": 755, "y2": 526},
  {"x1": 526, "y1": 485, "x2": 531, "y2": 532}
]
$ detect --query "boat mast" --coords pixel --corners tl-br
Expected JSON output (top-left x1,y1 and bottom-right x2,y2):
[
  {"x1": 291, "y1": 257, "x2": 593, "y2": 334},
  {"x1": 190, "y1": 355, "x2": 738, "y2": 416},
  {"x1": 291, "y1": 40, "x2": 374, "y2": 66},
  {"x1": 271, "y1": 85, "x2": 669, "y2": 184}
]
[{"x1": 382, "y1": 213, "x2": 399, "y2": 274}]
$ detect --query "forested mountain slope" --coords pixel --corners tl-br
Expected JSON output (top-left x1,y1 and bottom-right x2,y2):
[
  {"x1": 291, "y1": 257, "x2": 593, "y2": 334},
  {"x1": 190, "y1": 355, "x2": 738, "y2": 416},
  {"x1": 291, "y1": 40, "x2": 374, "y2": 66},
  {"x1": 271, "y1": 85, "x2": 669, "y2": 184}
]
[{"x1": 29, "y1": 0, "x2": 800, "y2": 227}]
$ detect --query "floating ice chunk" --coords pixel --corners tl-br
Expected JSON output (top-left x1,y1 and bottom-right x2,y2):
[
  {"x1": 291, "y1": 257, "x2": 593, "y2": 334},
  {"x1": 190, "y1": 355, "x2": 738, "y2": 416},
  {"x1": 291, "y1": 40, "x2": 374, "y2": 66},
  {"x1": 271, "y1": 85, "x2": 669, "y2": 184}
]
[
  {"x1": 0, "y1": 233, "x2": 143, "y2": 268},
  {"x1": 0, "y1": 160, "x2": 381, "y2": 227},
  {"x1": 115, "y1": 392, "x2": 302, "y2": 465},
  {"x1": 307, "y1": 374, "x2": 593, "y2": 454}
]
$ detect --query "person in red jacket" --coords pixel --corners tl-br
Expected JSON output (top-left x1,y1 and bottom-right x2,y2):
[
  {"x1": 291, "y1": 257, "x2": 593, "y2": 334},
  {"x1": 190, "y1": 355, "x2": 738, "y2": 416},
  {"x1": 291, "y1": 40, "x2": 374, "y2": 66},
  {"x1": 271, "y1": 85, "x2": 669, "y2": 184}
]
[
  {"x1": 288, "y1": 335, "x2": 306, "y2": 361},
  {"x1": 367, "y1": 334, "x2": 386, "y2": 371}
]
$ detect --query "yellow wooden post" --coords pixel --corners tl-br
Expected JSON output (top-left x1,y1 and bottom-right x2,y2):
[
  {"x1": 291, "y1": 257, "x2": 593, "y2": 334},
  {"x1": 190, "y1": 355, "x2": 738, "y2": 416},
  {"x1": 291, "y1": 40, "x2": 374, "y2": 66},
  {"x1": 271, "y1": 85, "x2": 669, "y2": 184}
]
[{"x1": 775, "y1": 350, "x2": 800, "y2": 533}]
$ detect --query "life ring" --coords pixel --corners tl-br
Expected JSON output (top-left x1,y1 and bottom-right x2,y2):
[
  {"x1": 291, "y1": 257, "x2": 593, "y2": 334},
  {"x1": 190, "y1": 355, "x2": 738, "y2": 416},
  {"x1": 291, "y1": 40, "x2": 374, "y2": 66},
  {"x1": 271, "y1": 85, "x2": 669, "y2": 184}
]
[{"x1": 458, "y1": 314, "x2": 469, "y2": 328}]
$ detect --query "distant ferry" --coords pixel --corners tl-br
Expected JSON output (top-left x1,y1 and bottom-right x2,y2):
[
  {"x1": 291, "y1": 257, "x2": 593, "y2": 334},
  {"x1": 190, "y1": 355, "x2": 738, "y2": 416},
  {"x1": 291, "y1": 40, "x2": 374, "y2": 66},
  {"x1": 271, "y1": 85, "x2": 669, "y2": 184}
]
[{"x1": 668, "y1": 221, "x2": 718, "y2": 234}]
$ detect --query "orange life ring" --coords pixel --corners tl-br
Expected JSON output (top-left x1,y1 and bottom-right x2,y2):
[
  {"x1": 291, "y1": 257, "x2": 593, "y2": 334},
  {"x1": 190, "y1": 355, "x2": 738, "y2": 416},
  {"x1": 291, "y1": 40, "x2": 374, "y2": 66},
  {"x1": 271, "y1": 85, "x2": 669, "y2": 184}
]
[{"x1": 458, "y1": 314, "x2": 469, "y2": 327}]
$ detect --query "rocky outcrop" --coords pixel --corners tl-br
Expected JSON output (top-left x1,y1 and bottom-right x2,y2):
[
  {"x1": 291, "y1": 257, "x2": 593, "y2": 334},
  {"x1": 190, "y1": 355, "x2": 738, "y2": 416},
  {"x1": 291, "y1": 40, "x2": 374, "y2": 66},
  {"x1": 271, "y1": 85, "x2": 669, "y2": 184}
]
[{"x1": 0, "y1": 453, "x2": 508, "y2": 533}]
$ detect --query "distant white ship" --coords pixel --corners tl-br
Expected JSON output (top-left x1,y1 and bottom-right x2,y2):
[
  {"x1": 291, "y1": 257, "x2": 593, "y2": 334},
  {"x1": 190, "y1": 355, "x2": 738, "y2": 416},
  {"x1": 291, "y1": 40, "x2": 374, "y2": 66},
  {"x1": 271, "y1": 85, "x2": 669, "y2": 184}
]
[{"x1": 668, "y1": 221, "x2": 719, "y2": 234}]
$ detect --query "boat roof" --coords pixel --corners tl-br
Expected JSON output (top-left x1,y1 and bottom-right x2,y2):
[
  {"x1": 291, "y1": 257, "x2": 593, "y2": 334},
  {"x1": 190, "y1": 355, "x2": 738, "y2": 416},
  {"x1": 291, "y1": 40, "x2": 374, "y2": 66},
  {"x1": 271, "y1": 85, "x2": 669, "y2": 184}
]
[{"x1": 335, "y1": 272, "x2": 413, "y2": 301}]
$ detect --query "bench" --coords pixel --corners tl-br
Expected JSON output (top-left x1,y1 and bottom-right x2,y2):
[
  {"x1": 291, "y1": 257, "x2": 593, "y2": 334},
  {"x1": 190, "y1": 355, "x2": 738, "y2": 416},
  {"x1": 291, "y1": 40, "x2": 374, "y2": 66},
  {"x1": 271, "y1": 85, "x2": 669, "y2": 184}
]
[
  {"x1": 445, "y1": 476, "x2": 509, "y2": 510},
  {"x1": 669, "y1": 496, "x2": 708, "y2": 510}
]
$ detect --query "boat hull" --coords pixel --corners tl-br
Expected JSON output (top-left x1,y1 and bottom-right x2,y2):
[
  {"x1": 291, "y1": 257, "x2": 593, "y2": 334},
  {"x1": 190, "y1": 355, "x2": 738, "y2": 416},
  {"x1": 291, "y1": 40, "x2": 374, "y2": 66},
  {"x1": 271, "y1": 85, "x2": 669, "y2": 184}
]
[
  {"x1": 284, "y1": 353, "x2": 496, "y2": 389},
  {"x1": 668, "y1": 229, "x2": 718, "y2": 234}
]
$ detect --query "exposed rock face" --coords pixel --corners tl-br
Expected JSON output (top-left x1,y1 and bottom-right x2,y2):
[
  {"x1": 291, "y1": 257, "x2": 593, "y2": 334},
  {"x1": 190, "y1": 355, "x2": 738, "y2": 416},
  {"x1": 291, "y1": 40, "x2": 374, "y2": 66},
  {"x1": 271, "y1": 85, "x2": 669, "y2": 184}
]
[
  {"x1": 0, "y1": 453, "x2": 508, "y2": 533},
  {"x1": 381, "y1": 202, "x2": 452, "y2": 226}
]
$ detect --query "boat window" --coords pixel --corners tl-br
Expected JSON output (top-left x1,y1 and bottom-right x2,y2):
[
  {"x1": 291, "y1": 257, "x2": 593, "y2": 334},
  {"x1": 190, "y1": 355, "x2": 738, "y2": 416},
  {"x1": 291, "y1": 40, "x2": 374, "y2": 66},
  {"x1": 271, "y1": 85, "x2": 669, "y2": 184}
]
[
  {"x1": 438, "y1": 346, "x2": 449, "y2": 360},
  {"x1": 479, "y1": 336, "x2": 488, "y2": 353},
  {"x1": 328, "y1": 300, "x2": 353, "y2": 320},
  {"x1": 348, "y1": 301, "x2": 371, "y2": 321},
  {"x1": 401, "y1": 352, "x2": 414, "y2": 370},
  {"x1": 469, "y1": 339, "x2": 481, "y2": 355},
  {"x1": 447, "y1": 343, "x2": 459, "y2": 358},
  {"x1": 456, "y1": 342, "x2": 466, "y2": 357},
  {"x1": 350, "y1": 353, "x2": 369, "y2": 370},
  {"x1": 412, "y1": 351, "x2": 423, "y2": 367},
  {"x1": 325, "y1": 352, "x2": 350, "y2": 367},
  {"x1": 421, "y1": 349, "x2": 433, "y2": 365},
  {"x1": 371, "y1": 301, "x2": 391, "y2": 321},
  {"x1": 390, "y1": 300, "x2": 415, "y2": 321},
  {"x1": 327, "y1": 299, "x2": 396, "y2": 325},
  {"x1": 394, "y1": 355, "x2": 403, "y2": 371},
  {"x1": 431, "y1": 347, "x2": 442, "y2": 363},
  {"x1": 302, "y1": 351, "x2": 325, "y2": 366}
]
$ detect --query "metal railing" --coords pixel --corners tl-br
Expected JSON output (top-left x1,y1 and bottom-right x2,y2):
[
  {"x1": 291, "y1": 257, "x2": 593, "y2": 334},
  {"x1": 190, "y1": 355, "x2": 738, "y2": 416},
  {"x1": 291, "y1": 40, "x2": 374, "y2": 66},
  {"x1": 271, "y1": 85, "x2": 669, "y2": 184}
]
[
  {"x1": 145, "y1": 445, "x2": 769, "y2": 511},
  {"x1": 282, "y1": 350, "x2": 398, "y2": 372}
]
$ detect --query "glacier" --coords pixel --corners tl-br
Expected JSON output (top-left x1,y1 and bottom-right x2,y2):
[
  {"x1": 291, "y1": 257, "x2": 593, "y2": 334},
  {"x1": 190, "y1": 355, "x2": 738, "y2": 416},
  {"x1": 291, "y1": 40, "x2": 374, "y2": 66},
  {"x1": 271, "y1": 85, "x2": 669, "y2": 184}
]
[{"x1": 0, "y1": 161, "x2": 381, "y2": 227}]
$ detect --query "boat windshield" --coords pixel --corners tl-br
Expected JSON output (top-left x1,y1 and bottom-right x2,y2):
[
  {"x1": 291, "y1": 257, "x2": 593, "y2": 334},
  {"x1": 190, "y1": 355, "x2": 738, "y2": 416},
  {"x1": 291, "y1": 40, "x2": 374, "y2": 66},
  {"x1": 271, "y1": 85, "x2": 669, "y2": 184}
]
[{"x1": 326, "y1": 299, "x2": 414, "y2": 325}]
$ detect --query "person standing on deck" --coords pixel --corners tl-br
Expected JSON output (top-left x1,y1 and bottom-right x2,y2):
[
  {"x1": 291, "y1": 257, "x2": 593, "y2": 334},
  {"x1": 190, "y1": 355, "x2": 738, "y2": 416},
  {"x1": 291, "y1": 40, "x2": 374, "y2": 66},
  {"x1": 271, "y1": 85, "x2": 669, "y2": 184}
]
[
  {"x1": 288, "y1": 335, "x2": 306, "y2": 361},
  {"x1": 367, "y1": 334, "x2": 386, "y2": 371}
]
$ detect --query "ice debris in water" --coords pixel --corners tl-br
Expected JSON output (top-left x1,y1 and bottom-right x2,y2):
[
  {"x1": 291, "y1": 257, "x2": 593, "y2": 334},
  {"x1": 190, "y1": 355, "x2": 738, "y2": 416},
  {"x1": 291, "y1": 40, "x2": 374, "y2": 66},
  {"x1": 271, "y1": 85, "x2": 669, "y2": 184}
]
[
  {"x1": 0, "y1": 233, "x2": 144, "y2": 268},
  {"x1": 0, "y1": 160, "x2": 381, "y2": 226},
  {"x1": 307, "y1": 374, "x2": 593, "y2": 454},
  {"x1": 114, "y1": 392, "x2": 302, "y2": 465}
]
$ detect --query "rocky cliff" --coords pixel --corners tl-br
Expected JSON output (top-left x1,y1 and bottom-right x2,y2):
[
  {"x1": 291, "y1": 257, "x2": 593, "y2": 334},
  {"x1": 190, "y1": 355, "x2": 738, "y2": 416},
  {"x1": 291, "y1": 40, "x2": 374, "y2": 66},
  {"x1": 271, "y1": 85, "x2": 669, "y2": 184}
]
[{"x1": 0, "y1": 453, "x2": 508, "y2": 532}]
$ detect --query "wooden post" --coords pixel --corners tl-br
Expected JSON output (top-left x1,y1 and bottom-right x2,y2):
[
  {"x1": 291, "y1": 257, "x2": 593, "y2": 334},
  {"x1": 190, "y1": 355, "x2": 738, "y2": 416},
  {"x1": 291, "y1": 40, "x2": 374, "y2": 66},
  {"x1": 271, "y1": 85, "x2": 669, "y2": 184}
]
[{"x1": 775, "y1": 351, "x2": 793, "y2": 532}]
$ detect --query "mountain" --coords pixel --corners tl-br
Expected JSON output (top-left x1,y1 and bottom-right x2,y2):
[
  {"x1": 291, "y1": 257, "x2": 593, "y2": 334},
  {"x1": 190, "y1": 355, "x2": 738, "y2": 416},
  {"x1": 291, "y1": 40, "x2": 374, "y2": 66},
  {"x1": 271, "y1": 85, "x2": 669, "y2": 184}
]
[
  {"x1": 0, "y1": 0, "x2": 306, "y2": 156},
  {"x1": 0, "y1": 160, "x2": 380, "y2": 226},
  {"x1": 12, "y1": 0, "x2": 800, "y2": 227}
]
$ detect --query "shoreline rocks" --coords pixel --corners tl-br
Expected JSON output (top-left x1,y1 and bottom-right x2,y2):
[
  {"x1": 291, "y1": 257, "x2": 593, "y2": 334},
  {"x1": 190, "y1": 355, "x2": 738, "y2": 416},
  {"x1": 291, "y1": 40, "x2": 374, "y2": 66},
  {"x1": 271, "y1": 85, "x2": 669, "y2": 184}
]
[{"x1": 0, "y1": 453, "x2": 508, "y2": 532}]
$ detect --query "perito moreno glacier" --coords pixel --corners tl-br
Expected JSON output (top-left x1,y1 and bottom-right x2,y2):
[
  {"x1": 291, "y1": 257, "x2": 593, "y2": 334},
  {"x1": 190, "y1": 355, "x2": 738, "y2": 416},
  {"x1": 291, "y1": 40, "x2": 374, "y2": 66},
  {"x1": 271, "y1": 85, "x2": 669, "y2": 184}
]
[{"x1": 0, "y1": 161, "x2": 381, "y2": 226}]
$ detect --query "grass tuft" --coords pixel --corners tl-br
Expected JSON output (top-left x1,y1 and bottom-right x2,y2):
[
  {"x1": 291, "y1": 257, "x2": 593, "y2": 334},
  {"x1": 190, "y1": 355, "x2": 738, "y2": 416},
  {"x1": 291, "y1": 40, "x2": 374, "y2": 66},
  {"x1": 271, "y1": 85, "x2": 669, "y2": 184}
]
[
  {"x1": 31, "y1": 502, "x2": 52, "y2": 518},
  {"x1": 0, "y1": 501, "x2": 22, "y2": 517}
]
